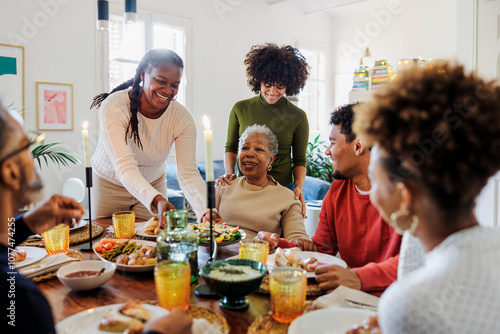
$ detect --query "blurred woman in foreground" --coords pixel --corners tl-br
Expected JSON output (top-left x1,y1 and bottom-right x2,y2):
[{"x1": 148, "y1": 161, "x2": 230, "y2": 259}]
[{"x1": 354, "y1": 61, "x2": 500, "y2": 333}]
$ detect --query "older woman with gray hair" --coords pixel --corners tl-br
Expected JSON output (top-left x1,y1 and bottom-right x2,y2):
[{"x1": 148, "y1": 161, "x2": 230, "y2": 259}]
[{"x1": 207, "y1": 124, "x2": 310, "y2": 244}]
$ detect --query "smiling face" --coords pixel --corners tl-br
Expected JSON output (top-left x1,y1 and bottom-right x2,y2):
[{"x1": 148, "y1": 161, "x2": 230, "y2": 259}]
[
  {"x1": 368, "y1": 145, "x2": 401, "y2": 223},
  {"x1": 260, "y1": 82, "x2": 286, "y2": 105},
  {"x1": 140, "y1": 61, "x2": 182, "y2": 116},
  {"x1": 238, "y1": 133, "x2": 275, "y2": 183},
  {"x1": 325, "y1": 124, "x2": 358, "y2": 180}
]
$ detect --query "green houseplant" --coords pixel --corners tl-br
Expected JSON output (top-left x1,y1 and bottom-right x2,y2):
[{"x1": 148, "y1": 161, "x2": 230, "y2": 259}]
[
  {"x1": 306, "y1": 134, "x2": 334, "y2": 183},
  {"x1": 11, "y1": 106, "x2": 81, "y2": 169},
  {"x1": 31, "y1": 142, "x2": 80, "y2": 169}
]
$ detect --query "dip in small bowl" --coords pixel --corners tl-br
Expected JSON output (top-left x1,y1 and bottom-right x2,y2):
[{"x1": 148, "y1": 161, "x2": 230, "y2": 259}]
[
  {"x1": 57, "y1": 260, "x2": 116, "y2": 291},
  {"x1": 201, "y1": 259, "x2": 266, "y2": 309}
]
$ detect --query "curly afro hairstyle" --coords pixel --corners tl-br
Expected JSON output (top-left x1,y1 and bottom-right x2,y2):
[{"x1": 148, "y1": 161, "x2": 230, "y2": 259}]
[
  {"x1": 244, "y1": 43, "x2": 309, "y2": 96},
  {"x1": 330, "y1": 103, "x2": 358, "y2": 143},
  {"x1": 354, "y1": 61, "x2": 500, "y2": 212}
]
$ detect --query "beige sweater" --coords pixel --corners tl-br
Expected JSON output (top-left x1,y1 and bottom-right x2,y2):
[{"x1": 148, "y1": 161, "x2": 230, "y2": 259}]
[
  {"x1": 92, "y1": 89, "x2": 206, "y2": 218},
  {"x1": 215, "y1": 176, "x2": 309, "y2": 241}
]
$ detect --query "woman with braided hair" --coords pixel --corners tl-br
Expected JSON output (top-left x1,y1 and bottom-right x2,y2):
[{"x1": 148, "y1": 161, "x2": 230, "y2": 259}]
[{"x1": 90, "y1": 49, "x2": 208, "y2": 226}]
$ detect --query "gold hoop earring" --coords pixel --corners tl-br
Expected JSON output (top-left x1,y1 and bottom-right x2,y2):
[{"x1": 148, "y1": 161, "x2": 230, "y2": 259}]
[
  {"x1": 390, "y1": 210, "x2": 419, "y2": 235},
  {"x1": 268, "y1": 165, "x2": 272, "y2": 171}
]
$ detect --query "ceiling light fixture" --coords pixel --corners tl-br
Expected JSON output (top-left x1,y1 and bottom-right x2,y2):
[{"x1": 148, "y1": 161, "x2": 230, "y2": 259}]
[
  {"x1": 97, "y1": 0, "x2": 109, "y2": 30},
  {"x1": 124, "y1": 0, "x2": 137, "y2": 24}
]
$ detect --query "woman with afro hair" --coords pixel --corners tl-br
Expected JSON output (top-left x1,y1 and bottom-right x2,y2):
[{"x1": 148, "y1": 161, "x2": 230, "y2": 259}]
[
  {"x1": 90, "y1": 49, "x2": 207, "y2": 226},
  {"x1": 219, "y1": 43, "x2": 310, "y2": 216},
  {"x1": 354, "y1": 61, "x2": 500, "y2": 333}
]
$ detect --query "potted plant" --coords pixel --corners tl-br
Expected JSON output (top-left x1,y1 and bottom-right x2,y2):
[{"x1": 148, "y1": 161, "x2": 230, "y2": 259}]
[{"x1": 306, "y1": 134, "x2": 333, "y2": 183}]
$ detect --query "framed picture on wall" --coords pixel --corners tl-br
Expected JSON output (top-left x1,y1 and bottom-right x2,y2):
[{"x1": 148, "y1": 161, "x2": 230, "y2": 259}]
[
  {"x1": 0, "y1": 43, "x2": 24, "y2": 115},
  {"x1": 36, "y1": 82, "x2": 74, "y2": 131}
]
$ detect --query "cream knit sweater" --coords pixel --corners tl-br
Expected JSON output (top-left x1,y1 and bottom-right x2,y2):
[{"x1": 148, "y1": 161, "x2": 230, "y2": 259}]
[
  {"x1": 92, "y1": 89, "x2": 206, "y2": 218},
  {"x1": 215, "y1": 176, "x2": 309, "y2": 241}
]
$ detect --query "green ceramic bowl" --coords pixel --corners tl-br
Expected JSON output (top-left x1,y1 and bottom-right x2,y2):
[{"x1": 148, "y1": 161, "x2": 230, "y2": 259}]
[{"x1": 201, "y1": 259, "x2": 266, "y2": 310}]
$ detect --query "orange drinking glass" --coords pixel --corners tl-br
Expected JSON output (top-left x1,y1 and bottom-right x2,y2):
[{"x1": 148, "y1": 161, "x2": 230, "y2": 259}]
[
  {"x1": 42, "y1": 224, "x2": 69, "y2": 256},
  {"x1": 239, "y1": 239, "x2": 269, "y2": 264},
  {"x1": 269, "y1": 267, "x2": 307, "y2": 324},
  {"x1": 155, "y1": 261, "x2": 191, "y2": 311},
  {"x1": 112, "y1": 211, "x2": 135, "y2": 239}
]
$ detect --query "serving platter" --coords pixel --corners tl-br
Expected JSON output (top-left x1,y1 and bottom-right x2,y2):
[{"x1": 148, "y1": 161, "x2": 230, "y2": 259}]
[
  {"x1": 190, "y1": 222, "x2": 246, "y2": 246},
  {"x1": 93, "y1": 239, "x2": 157, "y2": 272},
  {"x1": 55, "y1": 303, "x2": 168, "y2": 334}
]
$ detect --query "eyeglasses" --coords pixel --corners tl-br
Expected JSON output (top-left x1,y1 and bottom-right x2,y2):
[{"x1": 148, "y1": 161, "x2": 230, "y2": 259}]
[{"x1": 0, "y1": 131, "x2": 46, "y2": 165}]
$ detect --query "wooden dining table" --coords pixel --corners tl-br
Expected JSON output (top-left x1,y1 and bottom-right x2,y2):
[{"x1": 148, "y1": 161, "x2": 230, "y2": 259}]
[{"x1": 37, "y1": 218, "x2": 287, "y2": 333}]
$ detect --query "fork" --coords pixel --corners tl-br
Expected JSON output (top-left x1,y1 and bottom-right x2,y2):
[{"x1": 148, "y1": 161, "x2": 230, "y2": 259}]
[{"x1": 202, "y1": 321, "x2": 223, "y2": 334}]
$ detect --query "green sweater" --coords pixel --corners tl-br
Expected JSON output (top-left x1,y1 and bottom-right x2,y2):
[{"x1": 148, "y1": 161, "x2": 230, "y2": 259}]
[{"x1": 225, "y1": 94, "x2": 309, "y2": 186}]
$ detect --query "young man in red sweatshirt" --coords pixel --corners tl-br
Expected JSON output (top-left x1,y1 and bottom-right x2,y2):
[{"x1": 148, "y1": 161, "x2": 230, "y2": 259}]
[{"x1": 258, "y1": 104, "x2": 401, "y2": 292}]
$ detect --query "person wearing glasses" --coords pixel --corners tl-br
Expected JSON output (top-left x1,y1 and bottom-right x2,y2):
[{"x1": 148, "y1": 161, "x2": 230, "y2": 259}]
[
  {"x1": 0, "y1": 102, "x2": 85, "y2": 333},
  {"x1": 219, "y1": 43, "x2": 310, "y2": 217},
  {"x1": 90, "y1": 49, "x2": 211, "y2": 226}
]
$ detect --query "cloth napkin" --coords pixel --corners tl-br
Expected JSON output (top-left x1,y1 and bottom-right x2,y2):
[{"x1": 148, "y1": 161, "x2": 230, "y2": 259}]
[
  {"x1": 313, "y1": 285, "x2": 379, "y2": 311},
  {"x1": 18, "y1": 253, "x2": 81, "y2": 278}
]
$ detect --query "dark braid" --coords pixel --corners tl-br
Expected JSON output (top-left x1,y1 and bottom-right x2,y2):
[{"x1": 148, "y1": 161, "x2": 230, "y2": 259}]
[{"x1": 90, "y1": 49, "x2": 184, "y2": 150}]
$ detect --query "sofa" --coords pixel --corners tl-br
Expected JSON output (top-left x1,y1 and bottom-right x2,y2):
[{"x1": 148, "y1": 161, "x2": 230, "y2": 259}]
[{"x1": 165, "y1": 160, "x2": 331, "y2": 210}]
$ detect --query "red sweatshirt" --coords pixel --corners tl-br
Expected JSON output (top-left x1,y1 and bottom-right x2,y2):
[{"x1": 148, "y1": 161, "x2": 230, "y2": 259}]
[{"x1": 310, "y1": 179, "x2": 402, "y2": 291}]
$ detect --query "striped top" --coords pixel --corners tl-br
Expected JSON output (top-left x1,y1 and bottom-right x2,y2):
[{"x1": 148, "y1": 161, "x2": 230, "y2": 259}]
[{"x1": 92, "y1": 89, "x2": 206, "y2": 218}]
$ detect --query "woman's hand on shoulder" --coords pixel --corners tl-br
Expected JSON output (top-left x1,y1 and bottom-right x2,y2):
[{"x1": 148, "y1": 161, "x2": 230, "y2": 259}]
[
  {"x1": 255, "y1": 231, "x2": 279, "y2": 250},
  {"x1": 293, "y1": 187, "x2": 306, "y2": 219},
  {"x1": 215, "y1": 173, "x2": 236, "y2": 186}
]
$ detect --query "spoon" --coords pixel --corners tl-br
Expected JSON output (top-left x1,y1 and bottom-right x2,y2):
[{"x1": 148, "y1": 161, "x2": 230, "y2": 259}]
[{"x1": 97, "y1": 268, "x2": 105, "y2": 276}]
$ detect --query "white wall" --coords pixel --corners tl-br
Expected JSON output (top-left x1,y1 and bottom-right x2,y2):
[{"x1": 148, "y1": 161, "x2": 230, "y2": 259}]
[
  {"x1": 330, "y1": 0, "x2": 461, "y2": 109},
  {"x1": 0, "y1": 0, "x2": 333, "y2": 206},
  {"x1": 0, "y1": 0, "x2": 96, "y2": 206}
]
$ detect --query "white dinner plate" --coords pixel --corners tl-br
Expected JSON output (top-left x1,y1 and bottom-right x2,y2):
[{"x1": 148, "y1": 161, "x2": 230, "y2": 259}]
[
  {"x1": 14, "y1": 246, "x2": 48, "y2": 269},
  {"x1": 288, "y1": 307, "x2": 376, "y2": 334},
  {"x1": 93, "y1": 239, "x2": 157, "y2": 272},
  {"x1": 267, "y1": 249, "x2": 347, "y2": 278},
  {"x1": 56, "y1": 303, "x2": 169, "y2": 334},
  {"x1": 70, "y1": 219, "x2": 87, "y2": 231}
]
